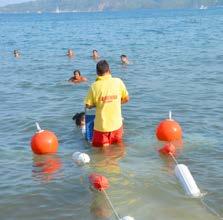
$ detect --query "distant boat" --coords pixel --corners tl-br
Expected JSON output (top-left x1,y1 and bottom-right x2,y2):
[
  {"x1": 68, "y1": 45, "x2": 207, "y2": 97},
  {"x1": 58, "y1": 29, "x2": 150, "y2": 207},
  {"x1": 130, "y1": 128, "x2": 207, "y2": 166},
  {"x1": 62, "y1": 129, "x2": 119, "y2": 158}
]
[
  {"x1": 37, "y1": 11, "x2": 42, "y2": 14},
  {"x1": 55, "y1": 6, "x2": 60, "y2": 13},
  {"x1": 200, "y1": 5, "x2": 208, "y2": 10}
]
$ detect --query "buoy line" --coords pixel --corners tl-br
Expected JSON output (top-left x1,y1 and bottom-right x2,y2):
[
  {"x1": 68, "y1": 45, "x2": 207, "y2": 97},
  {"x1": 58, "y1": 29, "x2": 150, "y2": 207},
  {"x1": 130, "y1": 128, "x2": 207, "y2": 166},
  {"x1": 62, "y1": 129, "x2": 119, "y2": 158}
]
[
  {"x1": 102, "y1": 189, "x2": 121, "y2": 220},
  {"x1": 70, "y1": 153, "x2": 134, "y2": 219},
  {"x1": 169, "y1": 153, "x2": 222, "y2": 219},
  {"x1": 156, "y1": 112, "x2": 222, "y2": 219},
  {"x1": 201, "y1": 198, "x2": 223, "y2": 219},
  {"x1": 89, "y1": 173, "x2": 134, "y2": 220}
]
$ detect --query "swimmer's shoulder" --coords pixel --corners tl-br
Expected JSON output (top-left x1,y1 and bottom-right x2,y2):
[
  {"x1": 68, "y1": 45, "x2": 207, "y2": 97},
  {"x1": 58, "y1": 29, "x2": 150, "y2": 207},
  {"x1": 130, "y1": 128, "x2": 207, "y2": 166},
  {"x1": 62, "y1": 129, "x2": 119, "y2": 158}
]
[{"x1": 81, "y1": 76, "x2": 87, "y2": 82}]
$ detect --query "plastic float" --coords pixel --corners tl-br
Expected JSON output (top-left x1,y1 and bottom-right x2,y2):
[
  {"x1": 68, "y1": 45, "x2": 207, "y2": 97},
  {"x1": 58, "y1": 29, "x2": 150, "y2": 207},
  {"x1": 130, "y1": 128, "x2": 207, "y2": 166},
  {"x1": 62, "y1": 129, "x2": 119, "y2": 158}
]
[
  {"x1": 156, "y1": 113, "x2": 223, "y2": 218},
  {"x1": 31, "y1": 122, "x2": 59, "y2": 154},
  {"x1": 174, "y1": 163, "x2": 201, "y2": 197},
  {"x1": 156, "y1": 112, "x2": 201, "y2": 197},
  {"x1": 156, "y1": 111, "x2": 182, "y2": 142},
  {"x1": 159, "y1": 148, "x2": 201, "y2": 197},
  {"x1": 89, "y1": 173, "x2": 109, "y2": 191},
  {"x1": 120, "y1": 217, "x2": 135, "y2": 220},
  {"x1": 89, "y1": 173, "x2": 134, "y2": 220},
  {"x1": 171, "y1": 155, "x2": 223, "y2": 217},
  {"x1": 158, "y1": 143, "x2": 176, "y2": 156},
  {"x1": 72, "y1": 152, "x2": 90, "y2": 165}
]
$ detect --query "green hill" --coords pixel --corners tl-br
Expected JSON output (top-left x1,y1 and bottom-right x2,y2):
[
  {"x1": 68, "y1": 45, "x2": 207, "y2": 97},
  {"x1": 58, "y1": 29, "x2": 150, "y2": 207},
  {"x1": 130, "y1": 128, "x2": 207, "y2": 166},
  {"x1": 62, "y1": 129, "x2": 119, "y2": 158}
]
[{"x1": 0, "y1": 0, "x2": 222, "y2": 13}]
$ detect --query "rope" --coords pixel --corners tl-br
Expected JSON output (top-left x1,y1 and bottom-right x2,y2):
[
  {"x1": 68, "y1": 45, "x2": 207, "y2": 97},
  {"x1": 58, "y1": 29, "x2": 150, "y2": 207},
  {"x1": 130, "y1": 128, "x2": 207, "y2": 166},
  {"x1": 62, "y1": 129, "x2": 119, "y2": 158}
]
[
  {"x1": 201, "y1": 198, "x2": 223, "y2": 219},
  {"x1": 102, "y1": 189, "x2": 121, "y2": 220},
  {"x1": 169, "y1": 153, "x2": 178, "y2": 165}
]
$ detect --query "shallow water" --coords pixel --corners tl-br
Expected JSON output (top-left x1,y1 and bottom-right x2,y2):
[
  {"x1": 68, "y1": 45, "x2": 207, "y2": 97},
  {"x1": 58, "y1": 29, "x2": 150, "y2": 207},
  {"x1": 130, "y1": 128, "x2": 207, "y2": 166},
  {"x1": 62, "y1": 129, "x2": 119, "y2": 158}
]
[{"x1": 0, "y1": 9, "x2": 223, "y2": 220}]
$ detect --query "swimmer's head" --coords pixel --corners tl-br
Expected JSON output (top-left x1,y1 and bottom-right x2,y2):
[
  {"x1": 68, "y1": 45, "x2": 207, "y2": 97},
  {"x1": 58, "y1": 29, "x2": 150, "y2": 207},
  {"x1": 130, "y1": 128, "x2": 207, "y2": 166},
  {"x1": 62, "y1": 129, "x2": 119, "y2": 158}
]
[
  {"x1": 92, "y1": 50, "x2": 100, "y2": 59},
  {"x1": 96, "y1": 60, "x2": 110, "y2": 76},
  {"x1": 14, "y1": 50, "x2": 20, "y2": 57},
  {"x1": 120, "y1": 54, "x2": 129, "y2": 64},
  {"x1": 73, "y1": 70, "x2": 81, "y2": 79},
  {"x1": 67, "y1": 49, "x2": 74, "y2": 57},
  {"x1": 72, "y1": 112, "x2": 85, "y2": 128}
]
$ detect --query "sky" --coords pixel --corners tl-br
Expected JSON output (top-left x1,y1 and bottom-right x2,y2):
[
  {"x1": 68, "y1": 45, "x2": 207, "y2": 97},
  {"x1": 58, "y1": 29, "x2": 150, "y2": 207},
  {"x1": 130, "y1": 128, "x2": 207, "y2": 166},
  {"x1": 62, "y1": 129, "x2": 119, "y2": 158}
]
[{"x1": 0, "y1": 0, "x2": 31, "y2": 7}]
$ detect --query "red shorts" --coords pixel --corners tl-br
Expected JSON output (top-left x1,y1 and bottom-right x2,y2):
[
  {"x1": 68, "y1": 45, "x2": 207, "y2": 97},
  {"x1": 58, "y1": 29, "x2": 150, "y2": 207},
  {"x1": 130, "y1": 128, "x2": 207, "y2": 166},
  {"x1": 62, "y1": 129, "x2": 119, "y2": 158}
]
[{"x1": 92, "y1": 126, "x2": 123, "y2": 147}]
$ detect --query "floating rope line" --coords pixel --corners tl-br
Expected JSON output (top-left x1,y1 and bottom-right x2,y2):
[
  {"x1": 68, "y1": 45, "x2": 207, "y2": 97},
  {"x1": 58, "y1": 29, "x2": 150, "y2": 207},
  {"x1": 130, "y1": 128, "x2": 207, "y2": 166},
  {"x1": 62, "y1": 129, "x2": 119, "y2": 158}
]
[
  {"x1": 169, "y1": 152, "x2": 222, "y2": 219},
  {"x1": 102, "y1": 189, "x2": 121, "y2": 220}
]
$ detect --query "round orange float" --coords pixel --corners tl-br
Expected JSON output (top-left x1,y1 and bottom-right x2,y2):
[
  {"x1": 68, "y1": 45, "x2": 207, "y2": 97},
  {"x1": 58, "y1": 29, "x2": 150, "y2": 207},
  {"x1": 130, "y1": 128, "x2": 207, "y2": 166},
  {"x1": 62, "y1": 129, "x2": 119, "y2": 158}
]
[
  {"x1": 89, "y1": 173, "x2": 109, "y2": 191},
  {"x1": 30, "y1": 123, "x2": 59, "y2": 155},
  {"x1": 156, "y1": 111, "x2": 182, "y2": 142}
]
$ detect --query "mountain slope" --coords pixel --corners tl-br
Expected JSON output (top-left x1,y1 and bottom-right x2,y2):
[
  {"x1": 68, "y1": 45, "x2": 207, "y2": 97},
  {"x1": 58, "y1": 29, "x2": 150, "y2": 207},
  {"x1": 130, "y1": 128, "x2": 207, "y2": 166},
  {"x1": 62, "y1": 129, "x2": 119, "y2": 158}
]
[{"x1": 0, "y1": 0, "x2": 222, "y2": 13}]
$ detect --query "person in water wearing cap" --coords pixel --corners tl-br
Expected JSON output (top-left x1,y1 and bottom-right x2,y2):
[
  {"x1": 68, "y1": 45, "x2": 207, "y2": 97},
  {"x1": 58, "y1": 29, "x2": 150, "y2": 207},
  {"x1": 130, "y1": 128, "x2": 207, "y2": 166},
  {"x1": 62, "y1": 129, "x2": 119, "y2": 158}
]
[
  {"x1": 84, "y1": 60, "x2": 129, "y2": 147},
  {"x1": 68, "y1": 70, "x2": 87, "y2": 84},
  {"x1": 67, "y1": 49, "x2": 75, "y2": 57},
  {"x1": 120, "y1": 54, "x2": 129, "y2": 64},
  {"x1": 92, "y1": 50, "x2": 100, "y2": 60}
]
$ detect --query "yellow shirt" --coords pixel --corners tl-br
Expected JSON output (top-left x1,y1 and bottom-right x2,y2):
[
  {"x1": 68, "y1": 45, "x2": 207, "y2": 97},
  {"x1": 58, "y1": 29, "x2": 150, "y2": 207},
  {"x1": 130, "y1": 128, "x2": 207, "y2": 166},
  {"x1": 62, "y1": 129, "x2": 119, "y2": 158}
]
[{"x1": 84, "y1": 74, "x2": 128, "y2": 132}]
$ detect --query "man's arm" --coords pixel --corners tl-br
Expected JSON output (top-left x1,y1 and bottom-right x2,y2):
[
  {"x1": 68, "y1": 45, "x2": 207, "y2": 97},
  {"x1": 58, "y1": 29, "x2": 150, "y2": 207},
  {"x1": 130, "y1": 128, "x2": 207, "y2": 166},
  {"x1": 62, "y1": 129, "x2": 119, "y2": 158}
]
[
  {"x1": 120, "y1": 79, "x2": 129, "y2": 105},
  {"x1": 68, "y1": 77, "x2": 73, "y2": 82},
  {"x1": 84, "y1": 87, "x2": 95, "y2": 109}
]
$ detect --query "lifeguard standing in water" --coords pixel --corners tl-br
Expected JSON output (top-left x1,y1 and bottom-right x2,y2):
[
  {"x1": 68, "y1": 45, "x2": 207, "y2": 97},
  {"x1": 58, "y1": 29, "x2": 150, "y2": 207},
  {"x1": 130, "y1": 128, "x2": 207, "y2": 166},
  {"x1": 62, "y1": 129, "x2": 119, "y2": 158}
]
[{"x1": 84, "y1": 60, "x2": 129, "y2": 147}]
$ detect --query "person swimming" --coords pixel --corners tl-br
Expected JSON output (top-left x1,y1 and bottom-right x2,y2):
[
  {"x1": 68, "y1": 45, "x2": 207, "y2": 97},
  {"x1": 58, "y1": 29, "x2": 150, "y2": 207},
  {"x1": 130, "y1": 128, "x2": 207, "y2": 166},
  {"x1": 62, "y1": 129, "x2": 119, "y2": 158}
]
[
  {"x1": 68, "y1": 70, "x2": 87, "y2": 83},
  {"x1": 120, "y1": 54, "x2": 129, "y2": 64},
  {"x1": 67, "y1": 49, "x2": 75, "y2": 57},
  {"x1": 72, "y1": 112, "x2": 86, "y2": 135},
  {"x1": 92, "y1": 50, "x2": 100, "y2": 60},
  {"x1": 14, "y1": 50, "x2": 21, "y2": 58}
]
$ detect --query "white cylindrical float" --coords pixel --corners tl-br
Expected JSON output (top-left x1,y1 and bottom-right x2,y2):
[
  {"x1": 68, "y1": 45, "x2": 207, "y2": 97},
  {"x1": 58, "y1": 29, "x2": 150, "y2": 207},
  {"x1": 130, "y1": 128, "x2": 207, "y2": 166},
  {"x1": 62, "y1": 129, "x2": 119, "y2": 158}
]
[
  {"x1": 175, "y1": 164, "x2": 201, "y2": 197},
  {"x1": 120, "y1": 216, "x2": 135, "y2": 220}
]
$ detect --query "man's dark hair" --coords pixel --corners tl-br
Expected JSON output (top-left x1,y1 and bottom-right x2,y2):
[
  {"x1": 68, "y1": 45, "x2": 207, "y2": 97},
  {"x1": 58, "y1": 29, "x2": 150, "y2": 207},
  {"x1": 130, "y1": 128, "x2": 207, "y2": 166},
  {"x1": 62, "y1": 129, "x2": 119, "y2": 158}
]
[
  {"x1": 73, "y1": 70, "x2": 81, "y2": 76},
  {"x1": 72, "y1": 112, "x2": 85, "y2": 127},
  {"x1": 120, "y1": 54, "x2": 127, "y2": 58},
  {"x1": 93, "y1": 49, "x2": 98, "y2": 53},
  {"x1": 96, "y1": 60, "x2": 110, "y2": 76}
]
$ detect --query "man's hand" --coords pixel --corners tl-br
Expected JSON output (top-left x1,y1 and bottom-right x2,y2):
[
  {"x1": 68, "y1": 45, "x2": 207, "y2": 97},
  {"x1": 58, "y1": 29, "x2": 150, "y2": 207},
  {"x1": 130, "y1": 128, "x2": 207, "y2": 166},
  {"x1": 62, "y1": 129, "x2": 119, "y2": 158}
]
[
  {"x1": 85, "y1": 104, "x2": 95, "y2": 109},
  {"x1": 121, "y1": 96, "x2": 129, "y2": 104}
]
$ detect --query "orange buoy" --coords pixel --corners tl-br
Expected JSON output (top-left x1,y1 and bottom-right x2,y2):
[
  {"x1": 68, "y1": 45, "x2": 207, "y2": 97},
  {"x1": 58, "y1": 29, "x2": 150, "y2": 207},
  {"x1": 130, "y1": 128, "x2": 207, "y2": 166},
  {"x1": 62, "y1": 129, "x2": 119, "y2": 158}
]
[
  {"x1": 31, "y1": 123, "x2": 59, "y2": 155},
  {"x1": 156, "y1": 111, "x2": 182, "y2": 142},
  {"x1": 89, "y1": 173, "x2": 109, "y2": 191},
  {"x1": 158, "y1": 143, "x2": 176, "y2": 155}
]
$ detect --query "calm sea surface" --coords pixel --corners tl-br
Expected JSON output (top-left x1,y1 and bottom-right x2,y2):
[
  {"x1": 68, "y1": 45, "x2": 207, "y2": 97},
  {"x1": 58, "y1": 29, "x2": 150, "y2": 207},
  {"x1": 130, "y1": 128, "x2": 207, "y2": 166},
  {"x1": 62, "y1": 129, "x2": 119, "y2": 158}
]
[{"x1": 0, "y1": 9, "x2": 222, "y2": 220}]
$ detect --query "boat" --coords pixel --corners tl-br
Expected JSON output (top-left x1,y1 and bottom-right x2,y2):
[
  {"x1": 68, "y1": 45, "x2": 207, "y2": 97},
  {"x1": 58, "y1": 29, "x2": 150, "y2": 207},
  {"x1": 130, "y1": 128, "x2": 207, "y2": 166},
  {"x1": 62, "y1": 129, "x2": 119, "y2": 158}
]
[
  {"x1": 55, "y1": 6, "x2": 60, "y2": 13},
  {"x1": 200, "y1": 5, "x2": 208, "y2": 10}
]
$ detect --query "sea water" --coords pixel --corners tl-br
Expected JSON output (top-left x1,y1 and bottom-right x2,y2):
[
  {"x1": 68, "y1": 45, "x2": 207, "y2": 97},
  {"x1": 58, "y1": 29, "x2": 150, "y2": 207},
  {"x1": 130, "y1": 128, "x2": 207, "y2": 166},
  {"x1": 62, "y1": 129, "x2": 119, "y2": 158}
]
[{"x1": 0, "y1": 9, "x2": 222, "y2": 220}]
